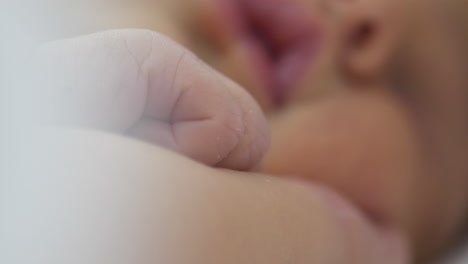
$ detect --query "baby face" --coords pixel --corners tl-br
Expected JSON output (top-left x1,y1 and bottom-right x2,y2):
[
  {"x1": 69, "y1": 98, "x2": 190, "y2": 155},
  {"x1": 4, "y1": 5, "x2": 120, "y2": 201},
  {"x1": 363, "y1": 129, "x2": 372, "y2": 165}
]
[{"x1": 127, "y1": 0, "x2": 468, "y2": 260}]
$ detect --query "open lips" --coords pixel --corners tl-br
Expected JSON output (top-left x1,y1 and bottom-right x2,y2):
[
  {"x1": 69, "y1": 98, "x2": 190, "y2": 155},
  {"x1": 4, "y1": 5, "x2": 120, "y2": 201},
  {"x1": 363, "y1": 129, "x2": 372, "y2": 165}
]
[{"x1": 216, "y1": 0, "x2": 322, "y2": 106}]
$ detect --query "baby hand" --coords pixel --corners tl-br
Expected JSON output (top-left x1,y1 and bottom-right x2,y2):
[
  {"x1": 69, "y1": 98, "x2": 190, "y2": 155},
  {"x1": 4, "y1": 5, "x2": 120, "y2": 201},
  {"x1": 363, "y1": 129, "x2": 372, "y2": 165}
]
[{"x1": 25, "y1": 29, "x2": 269, "y2": 170}]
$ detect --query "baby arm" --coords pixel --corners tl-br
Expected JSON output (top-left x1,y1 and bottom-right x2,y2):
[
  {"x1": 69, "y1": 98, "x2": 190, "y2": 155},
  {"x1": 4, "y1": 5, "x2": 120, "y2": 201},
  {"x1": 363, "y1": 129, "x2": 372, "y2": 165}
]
[
  {"x1": 4, "y1": 29, "x2": 408, "y2": 264},
  {"x1": 4, "y1": 128, "x2": 407, "y2": 264}
]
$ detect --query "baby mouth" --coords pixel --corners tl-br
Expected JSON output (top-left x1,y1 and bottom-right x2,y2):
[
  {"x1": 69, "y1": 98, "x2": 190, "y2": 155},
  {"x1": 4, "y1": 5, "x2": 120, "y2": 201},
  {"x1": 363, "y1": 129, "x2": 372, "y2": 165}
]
[{"x1": 218, "y1": 0, "x2": 322, "y2": 106}]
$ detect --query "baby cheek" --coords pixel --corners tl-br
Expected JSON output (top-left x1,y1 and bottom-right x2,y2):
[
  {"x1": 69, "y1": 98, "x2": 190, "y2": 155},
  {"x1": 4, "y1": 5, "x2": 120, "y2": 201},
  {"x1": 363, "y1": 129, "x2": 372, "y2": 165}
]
[{"x1": 263, "y1": 90, "x2": 421, "y2": 240}]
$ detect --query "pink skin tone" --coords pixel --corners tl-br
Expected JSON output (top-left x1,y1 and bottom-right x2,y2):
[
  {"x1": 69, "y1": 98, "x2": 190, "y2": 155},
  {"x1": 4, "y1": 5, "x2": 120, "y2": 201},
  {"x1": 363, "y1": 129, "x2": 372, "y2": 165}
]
[
  {"x1": 216, "y1": 0, "x2": 322, "y2": 105},
  {"x1": 14, "y1": 29, "x2": 410, "y2": 264},
  {"x1": 29, "y1": 30, "x2": 269, "y2": 171},
  {"x1": 12, "y1": 0, "x2": 468, "y2": 262},
  {"x1": 188, "y1": 0, "x2": 468, "y2": 261}
]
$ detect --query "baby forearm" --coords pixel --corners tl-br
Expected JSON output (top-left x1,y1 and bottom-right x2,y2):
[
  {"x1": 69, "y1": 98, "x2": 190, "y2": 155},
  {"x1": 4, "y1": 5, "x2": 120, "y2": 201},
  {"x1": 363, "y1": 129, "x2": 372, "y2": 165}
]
[{"x1": 1, "y1": 128, "x2": 407, "y2": 264}]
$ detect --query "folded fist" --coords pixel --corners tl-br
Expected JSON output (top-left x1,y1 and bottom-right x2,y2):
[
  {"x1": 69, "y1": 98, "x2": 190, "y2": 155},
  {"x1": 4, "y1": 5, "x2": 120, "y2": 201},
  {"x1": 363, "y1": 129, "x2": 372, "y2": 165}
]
[{"x1": 26, "y1": 29, "x2": 270, "y2": 170}]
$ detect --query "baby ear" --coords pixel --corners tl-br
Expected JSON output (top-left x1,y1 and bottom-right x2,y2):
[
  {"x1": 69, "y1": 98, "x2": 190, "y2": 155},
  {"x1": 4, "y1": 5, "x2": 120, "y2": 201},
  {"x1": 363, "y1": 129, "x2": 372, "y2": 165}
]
[{"x1": 334, "y1": 0, "x2": 404, "y2": 82}]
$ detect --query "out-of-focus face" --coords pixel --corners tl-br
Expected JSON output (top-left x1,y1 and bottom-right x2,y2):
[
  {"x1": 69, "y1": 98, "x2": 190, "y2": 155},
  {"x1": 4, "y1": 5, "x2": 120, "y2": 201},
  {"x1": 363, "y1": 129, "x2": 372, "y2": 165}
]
[{"x1": 94, "y1": 0, "x2": 468, "y2": 261}]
